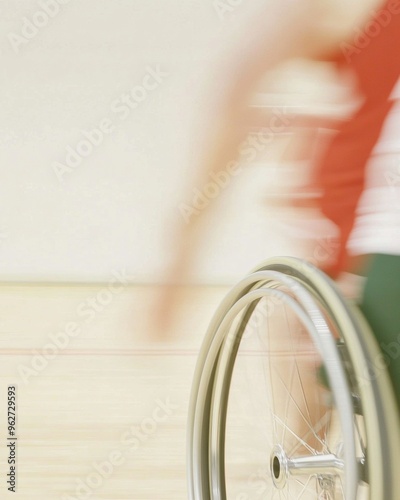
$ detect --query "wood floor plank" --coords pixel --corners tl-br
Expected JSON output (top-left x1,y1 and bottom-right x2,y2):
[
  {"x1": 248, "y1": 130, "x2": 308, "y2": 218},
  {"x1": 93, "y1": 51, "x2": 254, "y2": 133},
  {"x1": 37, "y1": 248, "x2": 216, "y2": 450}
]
[{"x1": 0, "y1": 284, "x2": 227, "y2": 499}]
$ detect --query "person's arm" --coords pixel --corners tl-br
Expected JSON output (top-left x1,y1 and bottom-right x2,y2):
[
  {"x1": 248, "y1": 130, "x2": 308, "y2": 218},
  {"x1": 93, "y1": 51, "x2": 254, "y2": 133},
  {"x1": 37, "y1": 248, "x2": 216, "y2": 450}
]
[
  {"x1": 170, "y1": 0, "x2": 387, "y2": 265},
  {"x1": 152, "y1": 0, "x2": 386, "y2": 334}
]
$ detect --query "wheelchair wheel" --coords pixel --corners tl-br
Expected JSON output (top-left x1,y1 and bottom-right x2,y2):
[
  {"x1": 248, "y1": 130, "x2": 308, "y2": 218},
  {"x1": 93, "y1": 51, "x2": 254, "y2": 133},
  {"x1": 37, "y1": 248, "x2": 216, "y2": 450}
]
[{"x1": 187, "y1": 257, "x2": 400, "y2": 499}]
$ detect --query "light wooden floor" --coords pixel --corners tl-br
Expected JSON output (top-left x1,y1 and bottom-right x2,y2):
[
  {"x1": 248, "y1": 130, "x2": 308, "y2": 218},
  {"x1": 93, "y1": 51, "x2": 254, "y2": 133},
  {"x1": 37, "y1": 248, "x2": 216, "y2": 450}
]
[
  {"x1": 0, "y1": 283, "x2": 369, "y2": 499},
  {"x1": 0, "y1": 284, "x2": 228, "y2": 499}
]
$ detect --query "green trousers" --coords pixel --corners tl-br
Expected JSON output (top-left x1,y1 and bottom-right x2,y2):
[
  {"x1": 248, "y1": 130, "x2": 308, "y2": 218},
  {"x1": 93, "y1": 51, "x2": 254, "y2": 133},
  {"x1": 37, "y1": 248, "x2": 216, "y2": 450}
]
[
  {"x1": 359, "y1": 253, "x2": 400, "y2": 411},
  {"x1": 318, "y1": 253, "x2": 400, "y2": 411}
]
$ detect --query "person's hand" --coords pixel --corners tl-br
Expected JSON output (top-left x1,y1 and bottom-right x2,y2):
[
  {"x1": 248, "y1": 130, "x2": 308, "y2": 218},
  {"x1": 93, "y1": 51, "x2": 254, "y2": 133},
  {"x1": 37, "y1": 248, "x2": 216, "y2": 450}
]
[
  {"x1": 147, "y1": 227, "x2": 194, "y2": 341},
  {"x1": 149, "y1": 281, "x2": 185, "y2": 341}
]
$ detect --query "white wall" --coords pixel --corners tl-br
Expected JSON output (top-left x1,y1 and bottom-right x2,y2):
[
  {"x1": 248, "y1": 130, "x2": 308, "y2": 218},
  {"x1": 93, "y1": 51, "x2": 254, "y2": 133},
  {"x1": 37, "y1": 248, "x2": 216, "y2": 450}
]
[{"x1": 0, "y1": 0, "x2": 289, "y2": 284}]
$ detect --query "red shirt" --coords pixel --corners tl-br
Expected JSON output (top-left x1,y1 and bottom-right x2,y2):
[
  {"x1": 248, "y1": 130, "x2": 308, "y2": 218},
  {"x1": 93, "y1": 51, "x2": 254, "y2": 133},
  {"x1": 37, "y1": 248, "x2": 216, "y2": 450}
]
[{"x1": 314, "y1": 0, "x2": 400, "y2": 276}]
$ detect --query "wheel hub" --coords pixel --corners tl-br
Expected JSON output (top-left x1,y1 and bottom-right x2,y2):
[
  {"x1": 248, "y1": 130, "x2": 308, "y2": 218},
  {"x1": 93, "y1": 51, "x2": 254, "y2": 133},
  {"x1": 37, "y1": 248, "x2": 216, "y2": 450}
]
[
  {"x1": 270, "y1": 445, "x2": 289, "y2": 489},
  {"x1": 270, "y1": 445, "x2": 343, "y2": 492}
]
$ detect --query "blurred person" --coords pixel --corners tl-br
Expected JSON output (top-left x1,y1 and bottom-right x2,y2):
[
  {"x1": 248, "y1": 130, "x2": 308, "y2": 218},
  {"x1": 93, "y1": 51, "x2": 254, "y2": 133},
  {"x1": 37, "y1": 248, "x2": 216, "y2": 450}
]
[{"x1": 154, "y1": 0, "x2": 400, "y2": 405}]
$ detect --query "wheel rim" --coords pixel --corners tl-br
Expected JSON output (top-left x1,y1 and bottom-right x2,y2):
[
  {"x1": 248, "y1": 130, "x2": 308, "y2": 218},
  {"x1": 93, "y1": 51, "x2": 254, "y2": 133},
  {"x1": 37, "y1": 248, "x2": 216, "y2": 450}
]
[{"x1": 209, "y1": 276, "x2": 357, "y2": 499}]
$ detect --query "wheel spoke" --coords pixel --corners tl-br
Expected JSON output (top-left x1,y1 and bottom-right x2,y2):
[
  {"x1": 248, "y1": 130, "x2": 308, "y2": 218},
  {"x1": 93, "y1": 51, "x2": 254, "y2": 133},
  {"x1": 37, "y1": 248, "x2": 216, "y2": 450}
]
[{"x1": 273, "y1": 368, "x2": 326, "y2": 452}]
